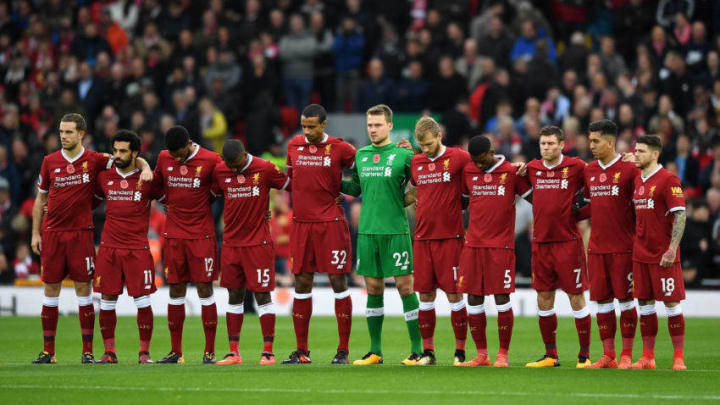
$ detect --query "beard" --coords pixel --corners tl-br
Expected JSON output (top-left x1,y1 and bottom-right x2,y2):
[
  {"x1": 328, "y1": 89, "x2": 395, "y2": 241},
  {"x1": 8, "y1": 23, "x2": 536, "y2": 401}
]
[{"x1": 115, "y1": 158, "x2": 131, "y2": 169}]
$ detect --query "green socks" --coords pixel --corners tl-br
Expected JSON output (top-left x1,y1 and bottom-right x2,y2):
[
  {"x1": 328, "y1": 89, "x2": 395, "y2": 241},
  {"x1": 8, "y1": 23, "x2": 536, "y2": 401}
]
[
  {"x1": 366, "y1": 294, "x2": 384, "y2": 356},
  {"x1": 402, "y1": 293, "x2": 422, "y2": 355}
]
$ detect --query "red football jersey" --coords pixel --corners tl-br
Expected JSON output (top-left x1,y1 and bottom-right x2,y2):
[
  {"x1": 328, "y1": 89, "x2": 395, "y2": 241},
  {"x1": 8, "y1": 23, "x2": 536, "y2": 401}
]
[
  {"x1": 584, "y1": 154, "x2": 639, "y2": 254},
  {"x1": 153, "y1": 144, "x2": 222, "y2": 239},
  {"x1": 525, "y1": 155, "x2": 586, "y2": 243},
  {"x1": 462, "y1": 156, "x2": 532, "y2": 248},
  {"x1": 95, "y1": 167, "x2": 165, "y2": 249},
  {"x1": 212, "y1": 155, "x2": 290, "y2": 247},
  {"x1": 411, "y1": 146, "x2": 470, "y2": 240},
  {"x1": 285, "y1": 134, "x2": 356, "y2": 222},
  {"x1": 632, "y1": 165, "x2": 686, "y2": 263},
  {"x1": 37, "y1": 147, "x2": 112, "y2": 231}
]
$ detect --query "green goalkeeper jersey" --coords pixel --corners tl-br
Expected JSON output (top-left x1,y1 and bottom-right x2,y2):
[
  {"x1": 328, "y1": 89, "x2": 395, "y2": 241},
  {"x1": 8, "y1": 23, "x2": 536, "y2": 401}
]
[{"x1": 342, "y1": 142, "x2": 414, "y2": 235}]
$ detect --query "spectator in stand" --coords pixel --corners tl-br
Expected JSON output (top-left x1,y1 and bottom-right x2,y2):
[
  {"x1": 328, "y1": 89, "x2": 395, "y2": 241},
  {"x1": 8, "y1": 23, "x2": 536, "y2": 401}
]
[
  {"x1": 455, "y1": 38, "x2": 484, "y2": 93},
  {"x1": 510, "y1": 19, "x2": 556, "y2": 63},
  {"x1": 395, "y1": 60, "x2": 428, "y2": 113},
  {"x1": 357, "y1": 58, "x2": 395, "y2": 112},
  {"x1": 333, "y1": 16, "x2": 364, "y2": 112},
  {"x1": 199, "y1": 97, "x2": 227, "y2": 153},
  {"x1": 476, "y1": 15, "x2": 514, "y2": 70},
  {"x1": 279, "y1": 14, "x2": 317, "y2": 114},
  {"x1": 427, "y1": 55, "x2": 467, "y2": 113}
]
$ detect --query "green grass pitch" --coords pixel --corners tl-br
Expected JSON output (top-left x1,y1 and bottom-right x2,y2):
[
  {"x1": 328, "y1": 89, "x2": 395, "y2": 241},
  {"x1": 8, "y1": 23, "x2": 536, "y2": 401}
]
[{"x1": 1, "y1": 315, "x2": 719, "y2": 404}]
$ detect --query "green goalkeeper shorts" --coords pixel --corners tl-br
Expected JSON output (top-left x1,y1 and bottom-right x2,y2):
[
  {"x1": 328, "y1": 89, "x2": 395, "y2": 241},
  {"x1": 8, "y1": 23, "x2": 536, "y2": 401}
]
[{"x1": 356, "y1": 234, "x2": 413, "y2": 278}]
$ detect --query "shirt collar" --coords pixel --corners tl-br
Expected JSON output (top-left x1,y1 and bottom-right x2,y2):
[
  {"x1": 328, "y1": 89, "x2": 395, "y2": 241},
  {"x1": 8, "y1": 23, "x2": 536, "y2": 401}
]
[
  {"x1": 543, "y1": 154, "x2": 564, "y2": 170},
  {"x1": 598, "y1": 153, "x2": 621, "y2": 170},
  {"x1": 239, "y1": 154, "x2": 253, "y2": 173},
  {"x1": 184, "y1": 143, "x2": 200, "y2": 162},
  {"x1": 305, "y1": 133, "x2": 329, "y2": 144},
  {"x1": 427, "y1": 145, "x2": 447, "y2": 162},
  {"x1": 486, "y1": 155, "x2": 506, "y2": 173},
  {"x1": 61, "y1": 147, "x2": 85, "y2": 164},
  {"x1": 641, "y1": 164, "x2": 663, "y2": 183},
  {"x1": 115, "y1": 167, "x2": 139, "y2": 178}
]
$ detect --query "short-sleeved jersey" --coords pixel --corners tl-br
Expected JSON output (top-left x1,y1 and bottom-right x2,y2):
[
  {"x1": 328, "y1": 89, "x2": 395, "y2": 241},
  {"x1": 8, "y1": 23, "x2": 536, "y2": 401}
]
[
  {"x1": 37, "y1": 147, "x2": 112, "y2": 232},
  {"x1": 212, "y1": 155, "x2": 290, "y2": 247},
  {"x1": 462, "y1": 156, "x2": 532, "y2": 248},
  {"x1": 95, "y1": 167, "x2": 165, "y2": 249},
  {"x1": 285, "y1": 134, "x2": 356, "y2": 222},
  {"x1": 525, "y1": 155, "x2": 586, "y2": 243},
  {"x1": 411, "y1": 146, "x2": 470, "y2": 240},
  {"x1": 584, "y1": 154, "x2": 639, "y2": 254},
  {"x1": 343, "y1": 143, "x2": 414, "y2": 235},
  {"x1": 632, "y1": 165, "x2": 686, "y2": 264},
  {"x1": 153, "y1": 144, "x2": 222, "y2": 239}
]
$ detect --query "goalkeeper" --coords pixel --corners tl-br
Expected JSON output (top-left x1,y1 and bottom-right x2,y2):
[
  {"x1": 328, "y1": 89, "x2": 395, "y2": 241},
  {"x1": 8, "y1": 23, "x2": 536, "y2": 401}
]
[{"x1": 342, "y1": 104, "x2": 422, "y2": 366}]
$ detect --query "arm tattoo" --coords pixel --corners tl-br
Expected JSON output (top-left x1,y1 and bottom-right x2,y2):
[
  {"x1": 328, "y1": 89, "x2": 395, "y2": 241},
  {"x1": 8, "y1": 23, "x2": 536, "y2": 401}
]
[{"x1": 670, "y1": 210, "x2": 686, "y2": 248}]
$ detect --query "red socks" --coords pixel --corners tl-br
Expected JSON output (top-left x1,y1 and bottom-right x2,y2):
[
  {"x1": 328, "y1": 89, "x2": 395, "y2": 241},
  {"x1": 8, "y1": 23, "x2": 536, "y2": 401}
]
[
  {"x1": 99, "y1": 300, "x2": 117, "y2": 353},
  {"x1": 639, "y1": 305, "x2": 658, "y2": 358},
  {"x1": 168, "y1": 298, "x2": 186, "y2": 355},
  {"x1": 135, "y1": 300, "x2": 153, "y2": 354},
  {"x1": 496, "y1": 303, "x2": 514, "y2": 354},
  {"x1": 41, "y1": 297, "x2": 59, "y2": 354},
  {"x1": 200, "y1": 296, "x2": 218, "y2": 354},
  {"x1": 292, "y1": 293, "x2": 312, "y2": 352},
  {"x1": 538, "y1": 309, "x2": 558, "y2": 358},
  {"x1": 468, "y1": 304, "x2": 488, "y2": 355},
  {"x1": 418, "y1": 302, "x2": 436, "y2": 351},
  {"x1": 619, "y1": 303, "x2": 638, "y2": 358},
  {"x1": 573, "y1": 307, "x2": 592, "y2": 359},
  {"x1": 450, "y1": 302, "x2": 467, "y2": 352},
  {"x1": 334, "y1": 292, "x2": 352, "y2": 352},
  {"x1": 78, "y1": 296, "x2": 95, "y2": 354},
  {"x1": 596, "y1": 303, "x2": 617, "y2": 359},
  {"x1": 667, "y1": 307, "x2": 685, "y2": 359},
  {"x1": 226, "y1": 304, "x2": 244, "y2": 355},
  {"x1": 258, "y1": 302, "x2": 276, "y2": 353}
]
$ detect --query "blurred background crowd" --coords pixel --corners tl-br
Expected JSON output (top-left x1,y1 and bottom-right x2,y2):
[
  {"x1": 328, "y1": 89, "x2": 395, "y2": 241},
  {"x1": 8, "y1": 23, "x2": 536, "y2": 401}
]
[{"x1": 1, "y1": 0, "x2": 720, "y2": 289}]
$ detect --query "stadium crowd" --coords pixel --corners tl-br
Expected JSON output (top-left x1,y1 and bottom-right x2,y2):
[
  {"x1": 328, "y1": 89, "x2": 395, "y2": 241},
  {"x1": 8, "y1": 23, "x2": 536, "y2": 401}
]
[{"x1": 1, "y1": 0, "x2": 720, "y2": 288}]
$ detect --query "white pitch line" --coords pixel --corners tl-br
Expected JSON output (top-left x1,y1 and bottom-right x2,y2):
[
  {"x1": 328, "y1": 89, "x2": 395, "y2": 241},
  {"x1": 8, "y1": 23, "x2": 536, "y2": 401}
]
[{"x1": 1, "y1": 384, "x2": 719, "y2": 401}]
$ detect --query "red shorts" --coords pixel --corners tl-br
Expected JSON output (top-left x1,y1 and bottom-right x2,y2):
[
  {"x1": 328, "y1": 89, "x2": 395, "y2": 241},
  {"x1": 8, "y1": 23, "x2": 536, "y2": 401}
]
[
  {"x1": 163, "y1": 237, "x2": 218, "y2": 284},
  {"x1": 531, "y1": 239, "x2": 588, "y2": 294},
  {"x1": 40, "y1": 230, "x2": 95, "y2": 283},
  {"x1": 413, "y1": 238, "x2": 463, "y2": 293},
  {"x1": 633, "y1": 261, "x2": 686, "y2": 301},
  {"x1": 458, "y1": 247, "x2": 515, "y2": 296},
  {"x1": 221, "y1": 244, "x2": 275, "y2": 292},
  {"x1": 94, "y1": 247, "x2": 157, "y2": 296},
  {"x1": 290, "y1": 219, "x2": 352, "y2": 274},
  {"x1": 588, "y1": 253, "x2": 633, "y2": 301}
]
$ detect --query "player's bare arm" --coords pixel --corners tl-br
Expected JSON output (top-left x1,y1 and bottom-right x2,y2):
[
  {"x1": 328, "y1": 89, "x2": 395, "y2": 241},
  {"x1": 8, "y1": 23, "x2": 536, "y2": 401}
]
[
  {"x1": 135, "y1": 157, "x2": 153, "y2": 182},
  {"x1": 661, "y1": 210, "x2": 686, "y2": 267},
  {"x1": 31, "y1": 192, "x2": 48, "y2": 254},
  {"x1": 404, "y1": 187, "x2": 417, "y2": 207},
  {"x1": 396, "y1": 138, "x2": 414, "y2": 152}
]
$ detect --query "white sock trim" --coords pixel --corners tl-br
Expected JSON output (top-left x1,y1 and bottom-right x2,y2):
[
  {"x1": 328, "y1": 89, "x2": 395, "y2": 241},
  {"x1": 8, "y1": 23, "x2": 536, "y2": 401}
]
[
  {"x1": 100, "y1": 299, "x2": 117, "y2": 311},
  {"x1": 295, "y1": 292, "x2": 312, "y2": 300},
  {"x1": 43, "y1": 296, "x2": 59, "y2": 307},
  {"x1": 134, "y1": 295, "x2": 151, "y2": 309},
  {"x1": 496, "y1": 302, "x2": 512, "y2": 312},
  {"x1": 449, "y1": 301, "x2": 466, "y2": 312},
  {"x1": 169, "y1": 297, "x2": 186, "y2": 306},
  {"x1": 227, "y1": 303, "x2": 244, "y2": 315},
  {"x1": 257, "y1": 302, "x2": 276, "y2": 317},
  {"x1": 77, "y1": 295, "x2": 92, "y2": 306},
  {"x1": 619, "y1": 300, "x2": 636, "y2": 312},
  {"x1": 665, "y1": 305, "x2": 682, "y2": 317},
  {"x1": 404, "y1": 309, "x2": 419, "y2": 321},
  {"x1": 419, "y1": 301, "x2": 435, "y2": 311},
  {"x1": 597, "y1": 303, "x2": 615, "y2": 314},
  {"x1": 366, "y1": 307, "x2": 384, "y2": 317},
  {"x1": 639, "y1": 304, "x2": 656, "y2": 316},
  {"x1": 467, "y1": 304, "x2": 485, "y2": 315},
  {"x1": 538, "y1": 308, "x2": 556, "y2": 317},
  {"x1": 199, "y1": 295, "x2": 215, "y2": 306},
  {"x1": 334, "y1": 290, "x2": 351, "y2": 300},
  {"x1": 573, "y1": 306, "x2": 590, "y2": 319}
]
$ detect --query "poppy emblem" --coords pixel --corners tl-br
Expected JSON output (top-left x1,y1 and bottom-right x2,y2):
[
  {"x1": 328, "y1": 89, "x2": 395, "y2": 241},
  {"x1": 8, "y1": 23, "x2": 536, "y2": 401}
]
[
  {"x1": 120, "y1": 180, "x2": 128, "y2": 189},
  {"x1": 237, "y1": 175, "x2": 245, "y2": 184},
  {"x1": 599, "y1": 173, "x2": 607, "y2": 182},
  {"x1": 547, "y1": 171, "x2": 555, "y2": 178},
  {"x1": 373, "y1": 154, "x2": 380, "y2": 163},
  {"x1": 484, "y1": 174, "x2": 492, "y2": 183},
  {"x1": 428, "y1": 163, "x2": 436, "y2": 171},
  {"x1": 638, "y1": 186, "x2": 645, "y2": 196},
  {"x1": 66, "y1": 164, "x2": 75, "y2": 174},
  {"x1": 180, "y1": 165, "x2": 188, "y2": 176},
  {"x1": 309, "y1": 145, "x2": 317, "y2": 153}
]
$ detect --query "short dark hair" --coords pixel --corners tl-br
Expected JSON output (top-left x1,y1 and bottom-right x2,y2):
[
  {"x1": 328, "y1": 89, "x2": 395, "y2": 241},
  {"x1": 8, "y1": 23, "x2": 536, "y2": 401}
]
[
  {"x1": 165, "y1": 125, "x2": 190, "y2": 151},
  {"x1": 60, "y1": 113, "x2": 87, "y2": 132},
  {"x1": 468, "y1": 135, "x2": 491, "y2": 156},
  {"x1": 301, "y1": 104, "x2": 327, "y2": 123},
  {"x1": 637, "y1": 134, "x2": 662, "y2": 151},
  {"x1": 222, "y1": 139, "x2": 245, "y2": 162},
  {"x1": 112, "y1": 129, "x2": 141, "y2": 152},
  {"x1": 588, "y1": 119, "x2": 618, "y2": 137},
  {"x1": 539, "y1": 125, "x2": 565, "y2": 142},
  {"x1": 367, "y1": 104, "x2": 393, "y2": 123}
]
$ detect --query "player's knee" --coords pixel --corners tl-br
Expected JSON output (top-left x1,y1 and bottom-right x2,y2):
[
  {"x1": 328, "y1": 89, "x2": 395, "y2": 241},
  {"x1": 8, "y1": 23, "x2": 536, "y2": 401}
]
[
  {"x1": 419, "y1": 291, "x2": 436, "y2": 302},
  {"x1": 101, "y1": 294, "x2": 118, "y2": 301},
  {"x1": 468, "y1": 294, "x2": 484, "y2": 306},
  {"x1": 569, "y1": 293, "x2": 586, "y2": 310},
  {"x1": 196, "y1": 282, "x2": 213, "y2": 298},
  {"x1": 74, "y1": 281, "x2": 92, "y2": 296},
  {"x1": 294, "y1": 273, "x2": 313, "y2": 293},
  {"x1": 254, "y1": 292, "x2": 272, "y2": 306},
  {"x1": 169, "y1": 283, "x2": 187, "y2": 298},
  {"x1": 494, "y1": 294, "x2": 510, "y2": 306},
  {"x1": 44, "y1": 283, "x2": 61, "y2": 297},
  {"x1": 228, "y1": 289, "x2": 245, "y2": 305},
  {"x1": 397, "y1": 283, "x2": 414, "y2": 297},
  {"x1": 328, "y1": 274, "x2": 348, "y2": 293},
  {"x1": 446, "y1": 293, "x2": 463, "y2": 303}
]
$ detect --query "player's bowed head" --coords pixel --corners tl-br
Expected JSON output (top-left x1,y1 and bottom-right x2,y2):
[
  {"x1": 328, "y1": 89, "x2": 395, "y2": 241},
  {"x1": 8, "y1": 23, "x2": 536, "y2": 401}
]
[
  {"x1": 165, "y1": 125, "x2": 194, "y2": 163},
  {"x1": 468, "y1": 135, "x2": 496, "y2": 171},
  {"x1": 222, "y1": 139, "x2": 249, "y2": 172},
  {"x1": 414, "y1": 116, "x2": 444, "y2": 159},
  {"x1": 300, "y1": 104, "x2": 328, "y2": 144}
]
